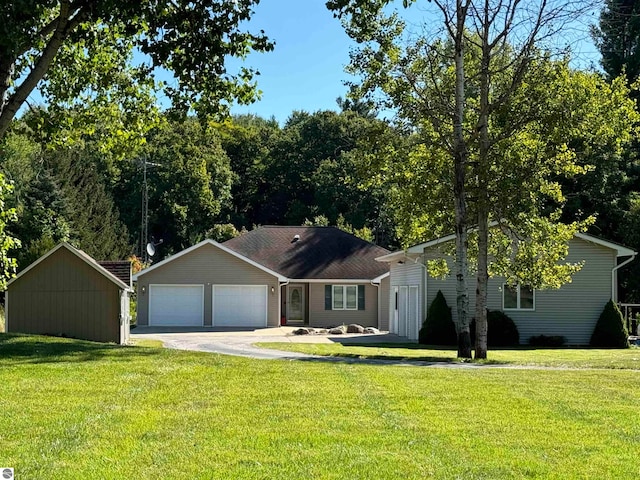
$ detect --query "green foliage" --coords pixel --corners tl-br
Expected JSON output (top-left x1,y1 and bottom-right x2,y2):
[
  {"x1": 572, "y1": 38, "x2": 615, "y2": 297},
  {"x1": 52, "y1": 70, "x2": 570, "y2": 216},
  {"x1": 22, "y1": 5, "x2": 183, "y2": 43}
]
[
  {"x1": 590, "y1": 300, "x2": 629, "y2": 349},
  {"x1": 0, "y1": 1, "x2": 274, "y2": 138},
  {"x1": 593, "y1": 0, "x2": 640, "y2": 85},
  {"x1": 0, "y1": 172, "x2": 20, "y2": 288},
  {"x1": 471, "y1": 311, "x2": 520, "y2": 347},
  {"x1": 529, "y1": 335, "x2": 566, "y2": 348},
  {"x1": 419, "y1": 290, "x2": 457, "y2": 345},
  {"x1": 203, "y1": 224, "x2": 241, "y2": 243}
]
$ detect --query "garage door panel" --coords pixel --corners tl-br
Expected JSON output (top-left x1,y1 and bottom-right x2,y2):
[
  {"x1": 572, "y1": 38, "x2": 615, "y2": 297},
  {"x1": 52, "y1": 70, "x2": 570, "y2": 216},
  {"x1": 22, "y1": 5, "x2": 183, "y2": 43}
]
[
  {"x1": 149, "y1": 285, "x2": 203, "y2": 326},
  {"x1": 213, "y1": 285, "x2": 267, "y2": 327}
]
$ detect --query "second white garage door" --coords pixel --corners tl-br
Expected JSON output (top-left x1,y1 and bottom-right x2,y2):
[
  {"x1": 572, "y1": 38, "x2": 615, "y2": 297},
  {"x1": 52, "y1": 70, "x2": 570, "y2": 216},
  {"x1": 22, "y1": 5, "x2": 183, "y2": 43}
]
[
  {"x1": 149, "y1": 285, "x2": 204, "y2": 326},
  {"x1": 213, "y1": 285, "x2": 267, "y2": 327}
]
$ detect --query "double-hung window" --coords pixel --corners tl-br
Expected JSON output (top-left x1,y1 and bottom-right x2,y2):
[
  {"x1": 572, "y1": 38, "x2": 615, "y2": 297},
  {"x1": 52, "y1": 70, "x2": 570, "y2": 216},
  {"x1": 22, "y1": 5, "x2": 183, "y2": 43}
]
[
  {"x1": 503, "y1": 284, "x2": 535, "y2": 310},
  {"x1": 325, "y1": 285, "x2": 365, "y2": 310}
]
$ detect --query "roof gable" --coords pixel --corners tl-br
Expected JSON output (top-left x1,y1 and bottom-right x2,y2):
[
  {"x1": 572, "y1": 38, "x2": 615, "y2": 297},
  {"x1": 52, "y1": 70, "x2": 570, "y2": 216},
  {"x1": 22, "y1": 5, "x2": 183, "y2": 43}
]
[
  {"x1": 6, "y1": 243, "x2": 130, "y2": 291},
  {"x1": 222, "y1": 226, "x2": 390, "y2": 280},
  {"x1": 377, "y1": 231, "x2": 636, "y2": 262},
  {"x1": 132, "y1": 239, "x2": 286, "y2": 281}
]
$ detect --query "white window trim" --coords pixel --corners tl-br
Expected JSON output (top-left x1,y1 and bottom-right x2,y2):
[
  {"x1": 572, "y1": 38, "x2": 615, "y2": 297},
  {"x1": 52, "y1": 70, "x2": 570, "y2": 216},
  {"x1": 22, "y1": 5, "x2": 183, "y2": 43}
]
[
  {"x1": 502, "y1": 284, "x2": 535, "y2": 311},
  {"x1": 332, "y1": 285, "x2": 358, "y2": 311}
]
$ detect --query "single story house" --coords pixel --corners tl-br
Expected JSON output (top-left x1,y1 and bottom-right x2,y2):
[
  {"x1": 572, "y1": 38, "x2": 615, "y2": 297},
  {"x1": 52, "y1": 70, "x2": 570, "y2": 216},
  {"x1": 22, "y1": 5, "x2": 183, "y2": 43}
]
[
  {"x1": 5, "y1": 243, "x2": 132, "y2": 344},
  {"x1": 376, "y1": 232, "x2": 636, "y2": 345},
  {"x1": 133, "y1": 226, "x2": 390, "y2": 329}
]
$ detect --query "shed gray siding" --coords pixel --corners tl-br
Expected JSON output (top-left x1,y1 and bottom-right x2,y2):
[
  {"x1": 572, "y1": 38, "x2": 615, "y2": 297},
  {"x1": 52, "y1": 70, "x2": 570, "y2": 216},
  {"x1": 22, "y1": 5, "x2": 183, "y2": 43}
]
[
  {"x1": 308, "y1": 283, "x2": 379, "y2": 328},
  {"x1": 136, "y1": 243, "x2": 280, "y2": 327},
  {"x1": 389, "y1": 262, "x2": 427, "y2": 339},
  {"x1": 425, "y1": 238, "x2": 616, "y2": 345},
  {"x1": 7, "y1": 247, "x2": 126, "y2": 343}
]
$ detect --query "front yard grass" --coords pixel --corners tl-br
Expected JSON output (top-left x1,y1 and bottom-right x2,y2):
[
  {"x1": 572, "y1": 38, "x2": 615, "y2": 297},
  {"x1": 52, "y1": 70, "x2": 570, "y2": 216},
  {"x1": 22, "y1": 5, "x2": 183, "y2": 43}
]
[
  {"x1": 1, "y1": 333, "x2": 639, "y2": 479},
  {"x1": 256, "y1": 342, "x2": 640, "y2": 369}
]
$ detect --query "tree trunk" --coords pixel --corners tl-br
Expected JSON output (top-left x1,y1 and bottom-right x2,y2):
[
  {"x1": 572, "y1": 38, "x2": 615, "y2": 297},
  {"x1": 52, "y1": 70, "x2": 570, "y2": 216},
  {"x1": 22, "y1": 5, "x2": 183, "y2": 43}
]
[
  {"x1": 474, "y1": 0, "x2": 491, "y2": 360},
  {"x1": 453, "y1": 0, "x2": 471, "y2": 359}
]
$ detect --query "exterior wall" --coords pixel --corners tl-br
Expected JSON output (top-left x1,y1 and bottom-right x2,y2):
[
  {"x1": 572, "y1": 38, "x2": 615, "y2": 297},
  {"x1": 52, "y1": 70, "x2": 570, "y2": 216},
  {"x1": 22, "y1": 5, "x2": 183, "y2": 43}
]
[
  {"x1": 425, "y1": 238, "x2": 617, "y2": 345},
  {"x1": 389, "y1": 262, "x2": 426, "y2": 340},
  {"x1": 7, "y1": 247, "x2": 124, "y2": 343},
  {"x1": 308, "y1": 283, "x2": 378, "y2": 328},
  {"x1": 136, "y1": 243, "x2": 280, "y2": 327},
  {"x1": 378, "y1": 276, "x2": 390, "y2": 331}
]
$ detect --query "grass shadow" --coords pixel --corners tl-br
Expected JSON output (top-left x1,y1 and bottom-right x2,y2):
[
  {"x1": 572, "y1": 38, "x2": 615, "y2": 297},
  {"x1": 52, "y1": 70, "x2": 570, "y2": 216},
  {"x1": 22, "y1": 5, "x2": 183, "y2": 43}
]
[{"x1": 0, "y1": 333, "x2": 162, "y2": 365}]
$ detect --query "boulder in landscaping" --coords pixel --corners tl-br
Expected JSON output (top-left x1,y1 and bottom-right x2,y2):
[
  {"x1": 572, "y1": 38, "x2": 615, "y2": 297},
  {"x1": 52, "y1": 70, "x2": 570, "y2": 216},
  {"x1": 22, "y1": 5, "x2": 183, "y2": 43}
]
[
  {"x1": 346, "y1": 324, "x2": 365, "y2": 333},
  {"x1": 363, "y1": 327, "x2": 380, "y2": 334},
  {"x1": 328, "y1": 326, "x2": 346, "y2": 335},
  {"x1": 292, "y1": 328, "x2": 311, "y2": 335}
]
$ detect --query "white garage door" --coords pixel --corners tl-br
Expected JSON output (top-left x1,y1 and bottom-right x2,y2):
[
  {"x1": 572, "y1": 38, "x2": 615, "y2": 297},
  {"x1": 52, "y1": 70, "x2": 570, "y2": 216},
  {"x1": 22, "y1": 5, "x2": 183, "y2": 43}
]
[
  {"x1": 213, "y1": 285, "x2": 267, "y2": 327},
  {"x1": 149, "y1": 285, "x2": 204, "y2": 326}
]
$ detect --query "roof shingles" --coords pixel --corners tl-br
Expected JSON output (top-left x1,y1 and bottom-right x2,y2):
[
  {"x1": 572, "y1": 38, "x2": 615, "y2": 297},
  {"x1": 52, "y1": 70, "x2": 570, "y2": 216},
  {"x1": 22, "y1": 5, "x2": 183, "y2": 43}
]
[{"x1": 223, "y1": 226, "x2": 390, "y2": 280}]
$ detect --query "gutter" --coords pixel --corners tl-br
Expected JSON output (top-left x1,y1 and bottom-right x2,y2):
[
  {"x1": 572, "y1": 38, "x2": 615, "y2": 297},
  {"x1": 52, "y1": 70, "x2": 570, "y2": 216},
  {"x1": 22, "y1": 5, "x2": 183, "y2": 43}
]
[{"x1": 612, "y1": 253, "x2": 637, "y2": 301}]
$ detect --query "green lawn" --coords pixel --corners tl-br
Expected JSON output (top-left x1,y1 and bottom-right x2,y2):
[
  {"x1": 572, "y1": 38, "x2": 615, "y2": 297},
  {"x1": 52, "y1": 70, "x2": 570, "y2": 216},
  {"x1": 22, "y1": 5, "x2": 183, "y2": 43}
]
[
  {"x1": 1, "y1": 333, "x2": 639, "y2": 479},
  {"x1": 256, "y1": 342, "x2": 640, "y2": 369}
]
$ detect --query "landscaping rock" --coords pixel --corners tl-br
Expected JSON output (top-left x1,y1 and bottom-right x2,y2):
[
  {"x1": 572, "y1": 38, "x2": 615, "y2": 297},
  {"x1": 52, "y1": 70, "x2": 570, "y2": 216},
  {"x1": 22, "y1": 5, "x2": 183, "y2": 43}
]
[
  {"x1": 346, "y1": 324, "x2": 365, "y2": 334},
  {"x1": 328, "y1": 326, "x2": 346, "y2": 335},
  {"x1": 364, "y1": 327, "x2": 380, "y2": 334},
  {"x1": 292, "y1": 328, "x2": 311, "y2": 335},
  {"x1": 316, "y1": 329, "x2": 328, "y2": 334}
]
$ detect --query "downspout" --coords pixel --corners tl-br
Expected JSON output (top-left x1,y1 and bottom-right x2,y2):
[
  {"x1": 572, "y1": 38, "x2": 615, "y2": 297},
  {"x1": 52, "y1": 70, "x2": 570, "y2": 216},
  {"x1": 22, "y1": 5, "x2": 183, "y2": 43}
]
[{"x1": 612, "y1": 254, "x2": 637, "y2": 302}]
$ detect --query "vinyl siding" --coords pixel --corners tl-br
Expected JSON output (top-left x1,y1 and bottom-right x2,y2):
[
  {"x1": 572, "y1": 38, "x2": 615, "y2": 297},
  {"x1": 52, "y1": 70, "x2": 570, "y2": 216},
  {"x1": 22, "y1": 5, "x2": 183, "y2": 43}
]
[
  {"x1": 389, "y1": 262, "x2": 426, "y2": 338},
  {"x1": 378, "y1": 276, "x2": 390, "y2": 331},
  {"x1": 425, "y1": 238, "x2": 616, "y2": 345},
  {"x1": 308, "y1": 283, "x2": 378, "y2": 328},
  {"x1": 136, "y1": 243, "x2": 280, "y2": 327},
  {"x1": 7, "y1": 247, "x2": 124, "y2": 343}
]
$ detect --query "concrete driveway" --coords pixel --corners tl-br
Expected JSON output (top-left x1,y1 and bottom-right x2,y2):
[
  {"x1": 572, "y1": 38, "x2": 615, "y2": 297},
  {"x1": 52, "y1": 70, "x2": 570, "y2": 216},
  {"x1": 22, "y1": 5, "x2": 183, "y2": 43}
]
[{"x1": 130, "y1": 326, "x2": 409, "y2": 360}]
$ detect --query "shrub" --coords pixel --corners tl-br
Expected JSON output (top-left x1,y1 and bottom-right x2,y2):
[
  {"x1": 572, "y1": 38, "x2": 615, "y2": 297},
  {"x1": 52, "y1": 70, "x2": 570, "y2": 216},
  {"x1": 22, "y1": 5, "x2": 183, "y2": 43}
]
[
  {"x1": 529, "y1": 335, "x2": 566, "y2": 347},
  {"x1": 471, "y1": 310, "x2": 520, "y2": 347},
  {"x1": 590, "y1": 300, "x2": 629, "y2": 348},
  {"x1": 419, "y1": 290, "x2": 457, "y2": 345}
]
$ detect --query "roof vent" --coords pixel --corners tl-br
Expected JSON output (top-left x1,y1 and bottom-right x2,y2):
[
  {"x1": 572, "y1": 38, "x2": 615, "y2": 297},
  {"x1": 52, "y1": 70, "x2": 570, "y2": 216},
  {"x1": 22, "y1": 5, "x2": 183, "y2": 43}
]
[{"x1": 292, "y1": 234, "x2": 300, "y2": 243}]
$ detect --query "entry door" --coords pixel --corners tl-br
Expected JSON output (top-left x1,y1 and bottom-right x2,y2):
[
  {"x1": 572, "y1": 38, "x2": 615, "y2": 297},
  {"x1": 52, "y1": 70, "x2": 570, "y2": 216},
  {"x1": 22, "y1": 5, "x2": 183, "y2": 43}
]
[{"x1": 288, "y1": 285, "x2": 305, "y2": 322}]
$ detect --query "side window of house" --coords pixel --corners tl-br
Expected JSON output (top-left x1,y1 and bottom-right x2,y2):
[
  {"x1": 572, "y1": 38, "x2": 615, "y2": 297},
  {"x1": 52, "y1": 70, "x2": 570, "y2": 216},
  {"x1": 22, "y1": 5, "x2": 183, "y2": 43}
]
[
  {"x1": 325, "y1": 285, "x2": 365, "y2": 310},
  {"x1": 503, "y1": 284, "x2": 535, "y2": 310}
]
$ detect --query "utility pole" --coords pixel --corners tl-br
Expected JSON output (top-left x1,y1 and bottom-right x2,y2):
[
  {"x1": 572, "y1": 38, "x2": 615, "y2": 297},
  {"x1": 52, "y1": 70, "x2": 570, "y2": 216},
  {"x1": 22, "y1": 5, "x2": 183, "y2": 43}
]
[{"x1": 140, "y1": 158, "x2": 161, "y2": 263}]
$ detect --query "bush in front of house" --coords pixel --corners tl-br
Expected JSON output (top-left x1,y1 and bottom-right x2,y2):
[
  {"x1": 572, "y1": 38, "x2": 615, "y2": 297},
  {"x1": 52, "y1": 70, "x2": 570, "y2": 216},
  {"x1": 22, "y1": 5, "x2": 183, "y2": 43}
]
[
  {"x1": 590, "y1": 299, "x2": 629, "y2": 348},
  {"x1": 471, "y1": 310, "x2": 520, "y2": 347},
  {"x1": 419, "y1": 290, "x2": 457, "y2": 345},
  {"x1": 529, "y1": 334, "x2": 566, "y2": 347}
]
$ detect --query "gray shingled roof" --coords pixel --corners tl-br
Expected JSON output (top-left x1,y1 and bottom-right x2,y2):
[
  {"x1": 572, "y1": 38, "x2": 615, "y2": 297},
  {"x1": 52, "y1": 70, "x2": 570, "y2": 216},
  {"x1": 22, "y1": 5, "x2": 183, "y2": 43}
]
[{"x1": 222, "y1": 226, "x2": 390, "y2": 280}]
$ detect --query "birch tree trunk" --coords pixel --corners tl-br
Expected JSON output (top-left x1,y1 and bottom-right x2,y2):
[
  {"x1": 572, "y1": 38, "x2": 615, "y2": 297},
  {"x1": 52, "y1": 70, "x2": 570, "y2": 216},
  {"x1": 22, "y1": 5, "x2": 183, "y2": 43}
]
[{"x1": 453, "y1": 0, "x2": 472, "y2": 359}]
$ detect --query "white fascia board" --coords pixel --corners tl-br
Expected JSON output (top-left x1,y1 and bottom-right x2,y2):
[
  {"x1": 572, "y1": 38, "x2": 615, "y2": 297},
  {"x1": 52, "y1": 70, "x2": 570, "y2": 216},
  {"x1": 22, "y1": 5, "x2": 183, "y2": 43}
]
[
  {"x1": 575, "y1": 233, "x2": 636, "y2": 257},
  {"x1": 371, "y1": 272, "x2": 390, "y2": 283},
  {"x1": 375, "y1": 251, "x2": 422, "y2": 262},
  {"x1": 132, "y1": 239, "x2": 287, "y2": 282},
  {"x1": 287, "y1": 278, "x2": 381, "y2": 283}
]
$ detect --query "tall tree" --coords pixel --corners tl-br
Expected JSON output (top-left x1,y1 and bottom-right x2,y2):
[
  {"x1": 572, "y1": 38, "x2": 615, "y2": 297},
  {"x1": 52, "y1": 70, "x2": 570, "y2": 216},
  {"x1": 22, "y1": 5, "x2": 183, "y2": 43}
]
[
  {"x1": 329, "y1": 0, "x2": 637, "y2": 358},
  {"x1": 0, "y1": 0, "x2": 273, "y2": 139}
]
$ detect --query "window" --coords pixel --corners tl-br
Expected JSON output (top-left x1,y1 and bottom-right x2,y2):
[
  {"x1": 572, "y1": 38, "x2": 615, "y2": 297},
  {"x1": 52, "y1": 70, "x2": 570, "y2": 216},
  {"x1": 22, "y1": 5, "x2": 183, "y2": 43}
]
[
  {"x1": 325, "y1": 285, "x2": 365, "y2": 310},
  {"x1": 503, "y1": 284, "x2": 535, "y2": 310}
]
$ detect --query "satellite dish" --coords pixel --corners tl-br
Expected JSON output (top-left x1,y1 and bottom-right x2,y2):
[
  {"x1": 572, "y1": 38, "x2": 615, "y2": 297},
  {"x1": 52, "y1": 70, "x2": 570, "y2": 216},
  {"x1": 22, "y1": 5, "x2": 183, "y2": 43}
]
[{"x1": 146, "y1": 242, "x2": 156, "y2": 257}]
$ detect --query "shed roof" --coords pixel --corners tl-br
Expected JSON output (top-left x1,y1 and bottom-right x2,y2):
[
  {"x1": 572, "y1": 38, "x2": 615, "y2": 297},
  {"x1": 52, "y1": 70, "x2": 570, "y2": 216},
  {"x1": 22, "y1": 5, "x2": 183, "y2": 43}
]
[
  {"x1": 98, "y1": 261, "x2": 132, "y2": 287},
  {"x1": 6, "y1": 243, "x2": 131, "y2": 291},
  {"x1": 222, "y1": 226, "x2": 390, "y2": 280}
]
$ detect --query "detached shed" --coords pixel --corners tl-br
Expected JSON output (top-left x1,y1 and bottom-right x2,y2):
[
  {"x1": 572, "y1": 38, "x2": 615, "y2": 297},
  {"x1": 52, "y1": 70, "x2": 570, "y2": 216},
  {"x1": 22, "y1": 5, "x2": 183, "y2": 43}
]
[{"x1": 5, "y1": 243, "x2": 132, "y2": 344}]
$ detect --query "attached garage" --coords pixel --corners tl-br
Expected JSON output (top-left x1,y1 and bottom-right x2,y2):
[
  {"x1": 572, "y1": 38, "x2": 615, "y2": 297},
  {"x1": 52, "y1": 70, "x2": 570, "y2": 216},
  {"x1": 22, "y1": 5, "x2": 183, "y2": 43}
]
[
  {"x1": 149, "y1": 285, "x2": 204, "y2": 326},
  {"x1": 213, "y1": 285, "x2": 267, "y2": 327},
  {"x1": 133, "y1": 240, "x2": 284, "y2": 328}
]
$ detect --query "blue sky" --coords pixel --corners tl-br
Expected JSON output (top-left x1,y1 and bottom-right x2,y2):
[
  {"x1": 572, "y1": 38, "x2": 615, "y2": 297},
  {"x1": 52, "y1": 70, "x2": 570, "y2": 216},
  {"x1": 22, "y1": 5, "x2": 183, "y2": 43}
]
[
  {"x1": 228, "y1": 0, "x2": 357, "y2": 123},
  {"x1": 227, "y1": 0, "x2": 602, "y2": 124}
]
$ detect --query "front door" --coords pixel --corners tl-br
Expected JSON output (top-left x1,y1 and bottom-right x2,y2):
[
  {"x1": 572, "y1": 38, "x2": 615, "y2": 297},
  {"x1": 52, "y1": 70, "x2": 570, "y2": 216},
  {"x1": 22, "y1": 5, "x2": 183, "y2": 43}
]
[{"x1": 288, "y1": 285, "x2": 305, "y2": 323}]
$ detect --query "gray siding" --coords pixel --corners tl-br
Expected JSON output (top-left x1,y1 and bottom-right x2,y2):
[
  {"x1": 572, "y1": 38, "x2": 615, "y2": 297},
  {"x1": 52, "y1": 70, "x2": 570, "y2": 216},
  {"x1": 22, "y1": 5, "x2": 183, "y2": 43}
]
[
  {"x1": 136, "y1": 243, "x2": 280, "y2": 327},
  {"x1": 425, "y1": 238, "x2": 616, "y2": 345},
  {"x1": 308, "y1": 283, "x2": 378, "y2": 328},
  {"x1": 378, "y1": 276, "x2": 390, "y2": 331},
  {"x1": 7, "y1": 247, "x2": 125, "y2": 343},
  {"x1": 389, "y1": 262, "x2": 426, "y2": 339}
]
